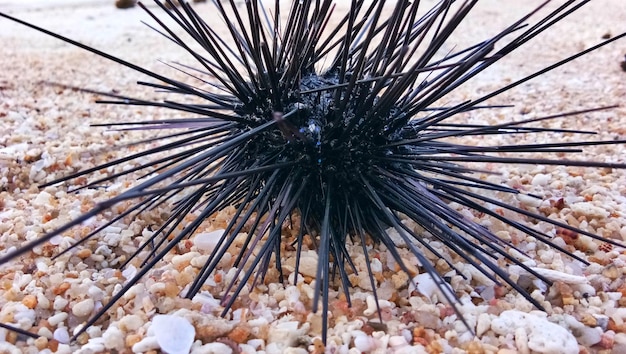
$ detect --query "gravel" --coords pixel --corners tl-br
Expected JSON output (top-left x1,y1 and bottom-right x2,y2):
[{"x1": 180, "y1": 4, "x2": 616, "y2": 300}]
[{"x1": 1, "y1": 1, "x2": 625, "y2": 353}]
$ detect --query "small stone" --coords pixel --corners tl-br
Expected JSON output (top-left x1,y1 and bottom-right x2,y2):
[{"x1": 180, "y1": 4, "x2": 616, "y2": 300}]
[
  {"x1": 48, "y1": 312, "x2": 68, "y2": 327},
  {"x1": 193, "y1": 230, "x2": 224, "y2": 252},
  {"x1": 531, "y1": 173, "x2": 550, "y2": 186},
  {"x1": 577, "y1": 327, "x2": 602, "y2": 347},
  {"x1": 164, "y1": 282, "x2": 179, "y2": 297},
  {"x1": 597, "y1": 331, "x2": 615, "y2": 349},
  {"x1": 21, "y1": 294, "x2": 37, "y2": 309},
  {"x1": 48, "y1": 339, "x2": 60, "y2": 352},
  {"x1": 388, "y1": 335, "x2": 407, "y2": 347},
  {"x1": 354, "y1": 333, "x2": 376, "y2": 352},
  {"x1": 297, "y1": 253, "x2": 318, "y2": 278},
  {"x1": 570, "y1": 202, "x2": 610, "y2": 219},
  {"x1": 476, "y1": 313, "x2": 491, "y2": 337},
  {"x1": 465, "y1": 341, "x2": 485, "y2": 354},
  {"x1": 115, "y1": 0, "x2": 136, "y2": 9},
  {"x1": 491, "y1": 310, "x2": 578, "y2": 354},
  {"x1": 132, "y1": 336, "x2": 159, "y2": 353},
  {"x1": 54, "y1": 296, "x2": 69, "y2": 311},
  {"x1": 102, "y1": 326, "x2": 124, "y2": 350},
  {"x1": 614, "y1": 333, "x2": 626, "y2": 352},
  {"x1": 518, "y1": 194, "x2": 542, "y2": 207},
  {"x1": 515, "y1": 327, "x2": 530, "y2": 354},
  {"x1": 595, "y1": 315, "x2": 610, "y2": 331},
  {"x1": 562, "y1": 296, "x2": 579, "y2": 306},
  {"x1": 228, "y1": 324, "x2": 251, "y2": 343},
  {"x1": 75, "y1": 332, "x2": 89, "y2": 345},
  {"x1": 126, "y1": 333, "x2": 142, "y2": 348},
  {"x1": 72, "y1": 298, "x2": 95, "y2": 317},
  {"x1": 119, "y1": 314, "x2": 144, "y2": 332},
  {"x1": 0, "y1": 342, "x2": 20, "y2": 354},
  {"x1": 602, "y1": 264, "x2": 621, "y2": 280},
  {"x1": 53, "y1": 282, "x2": 71, "y2": 296},
  {"x1": 33, "y1": 191, "x2": 52, "y2": 206},
  {"x1": 76, "y1": 248, "x2": 92, "y2": 259},
  {"x1": 36, "y1": 293, "x2": 50, "y2": 310},
  {"x1": 53, "y1": 327, "x2": 70, "y2": 344},
  {"x1": 410, "y1": 273, "x2": 454, "y2": 300},
  {"x1": 391, "y1": 272, "x2": 409, "y2": 289},
  {"x1": 151, "y1": 315, "x2": 195, "y2": 354},
  {"x1": 580, "y1": 313, "x2": 598, "y2": 327},
  {"x1": 34, "y1": 336, "x2": 48, "y2": 350},
  {"x1": 190, "y1": 342, "x2": 234, "y2": 354}
]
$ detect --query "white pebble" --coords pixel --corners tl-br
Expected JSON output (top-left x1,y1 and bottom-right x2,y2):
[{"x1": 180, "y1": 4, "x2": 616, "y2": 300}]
[
  {"x1": 33, "y1": 191, "x2": 52, "y2": 206},
  {"x1": 577, "y1": 327, "x2": 602, "y2": 347},
  {"x1": 190, "y1": 342, "x2": 233, "y2": 354},
  {"x1": 238, "y1": 344, "x2": 256, "y2": 354},
  {"x1": 193, "y1": 230, "x2": 225, "y2": 251},
  {"x1": 354, "y1": 332, "x2": 376, "y2": 352},
  {"x1": 119, "y1": 314, "x2": 144, "y2": 331},
  {"x1": 284, "y1": 286, "x2": 301, "y2": 307},
  {"x1": 53, "y1": 296, "x2": 69, "y2": 311},
  {"x1": 49, "y1": 235, "x2": 64, "y2": 246},
  {"x1": 122, "y1": 265, "x2": 137, "y2": 280},
  {"x1": 297, "y1": 252, "x2": 318, "y2": 277},
  {"x1": 56, "y1": 344, "x2": 72, "y2": 354},
  {"x1": 86, "y1": 326, "x2": 102, "y2": 339},
  {"x1": 570, "y1": 202, "x2": 610, "y2": 219},
  {"x1": 409, "y1": 273, "x2": 455, "y2": 301},
  {"x1": 388, "y1": 335, "x2": 408, "y2": 347},
  {"x1": 268, "y1": 321, "x2": 308, "y2": 348},
  {"x1": 14, "y1": 306, "x2": 35, "y2": 324},
  {"x1": 102, "y1": 326, "x2": 124, "y2": 350},
  {"x1": 0, "y1": 342, "x2": 21, "y2": 354},
  {"x1": 363, "y1": 295, "x2": 392, "y2": 316},
  {"x1": 36, "y1": 293, "x2": 50, "y2": 309},
  {"x1": 476, "y1": 313, "x2": 491, "y2": 337},
  {"x1": 36, "y1": 261, "x2": 49, "y2": 272},
  {"x1": 517, "y1": 194, "x2": 542, "y2": 207},
  {"x1": 171, "y1": 252, "x2": 200, "y2": 268},
  {"x1": 515, "y1": 327, "x2": 530, "y2": 354},
  {"x1": 491, "y1": 310, "x2": 577, "y2": 354},
  {"x1": 528, "y1": 267, "x2": 587, "y2": 284},
  {"x1": 80, "y1": 338, "x2": 106, "y2": 353},
  {"x1": 247, "y1": 339, "x2": 265, "y2": 350},
  {"x1": 282, "y1": 348, "x2": 308, "y2": 354},
  {"x1": 370, "y1": 258, "x2": 383, "y2": 273},
  {"x1": 72, "y1": 299, "x2": 95, "y2": 317},
  {"x1": 53, "y1": 327, "x2": 70, "y2": 344},
  {"x1": 38, "y1": 327, "x2": 53, "y2": 338},
  {"x1": 531, "y1": 173, "x2": 551, "y2": 186},
  {"x1": 151, "y1": 315, "x2": 196, "y2": 354},
  {"x1": 385, "y1": 227, "x2": 406, "y2": 247},
  {"x1": 48, "y1": 312, "x2": 68, "y2": 327},
  {"x1": 192, "y1": 292, "x2": 221, "y2": 313},
  {"x1": 87, "y1": 286, "x2": 104, "y2": 301},
  {"x1": 132, "y1": 336, "x2": 160, "y2": 353}
]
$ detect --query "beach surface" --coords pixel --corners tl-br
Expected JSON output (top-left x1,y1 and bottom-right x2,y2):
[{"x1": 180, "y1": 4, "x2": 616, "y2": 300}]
[{"x1": 1, "y1": 1, "x2": 626, "y2": 353}]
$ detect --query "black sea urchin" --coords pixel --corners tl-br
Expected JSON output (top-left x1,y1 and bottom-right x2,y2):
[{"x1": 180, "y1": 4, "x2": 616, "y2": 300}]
[{"x1": 1, "y1": 0, "x2": 626, "y2": 346}]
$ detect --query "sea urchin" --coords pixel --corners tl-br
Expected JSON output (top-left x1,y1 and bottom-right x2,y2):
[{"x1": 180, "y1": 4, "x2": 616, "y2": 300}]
[{"x1": 1, "y1": 0, "x2": 626, "y2": 346}]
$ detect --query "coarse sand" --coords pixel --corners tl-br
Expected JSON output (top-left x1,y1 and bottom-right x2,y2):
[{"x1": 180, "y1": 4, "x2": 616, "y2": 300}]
[{"x1": 1, "y1": 1, "x2": 626, "y2": 353}]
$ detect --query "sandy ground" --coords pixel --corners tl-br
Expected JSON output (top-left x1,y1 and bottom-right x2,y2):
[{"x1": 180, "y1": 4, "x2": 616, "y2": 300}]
[{"x1": 1, "y1": 1, "x2": 626, "y2": 353}]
